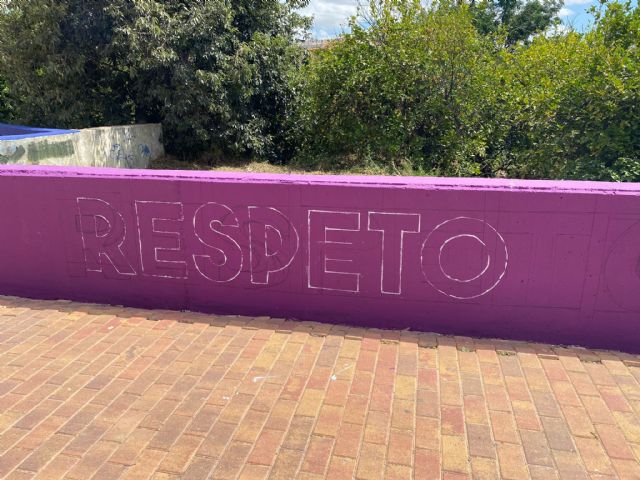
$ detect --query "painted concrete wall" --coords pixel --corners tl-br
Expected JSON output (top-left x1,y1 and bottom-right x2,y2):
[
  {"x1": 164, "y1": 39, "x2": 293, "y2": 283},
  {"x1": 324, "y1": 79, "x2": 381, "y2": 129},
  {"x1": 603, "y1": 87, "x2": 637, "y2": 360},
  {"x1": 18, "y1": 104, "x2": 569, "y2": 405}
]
[
  {"x1": 0, "y1": 165, "x2": 639, "y2": 352},
  {"x1": 0, "y1": 124, "x2": 163, "y2": 168}
]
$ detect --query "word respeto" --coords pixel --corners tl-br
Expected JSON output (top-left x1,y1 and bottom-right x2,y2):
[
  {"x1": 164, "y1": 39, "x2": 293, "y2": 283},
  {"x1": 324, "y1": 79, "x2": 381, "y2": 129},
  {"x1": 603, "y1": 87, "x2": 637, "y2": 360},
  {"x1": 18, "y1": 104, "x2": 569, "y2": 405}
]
[{"x1": 76, "y1": 197, "x2": 508, "y2": 299}]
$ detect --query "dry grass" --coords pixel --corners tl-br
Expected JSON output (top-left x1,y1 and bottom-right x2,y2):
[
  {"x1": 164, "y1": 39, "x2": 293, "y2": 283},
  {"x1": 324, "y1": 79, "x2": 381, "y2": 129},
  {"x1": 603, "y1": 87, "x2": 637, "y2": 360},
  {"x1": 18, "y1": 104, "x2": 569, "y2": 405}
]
[
  {"x1": 149, "y1": 155, "x2": 333, "y2": 175},
  {"x1": 148, "y1": 154, "x2": 404, "y2": 176}
]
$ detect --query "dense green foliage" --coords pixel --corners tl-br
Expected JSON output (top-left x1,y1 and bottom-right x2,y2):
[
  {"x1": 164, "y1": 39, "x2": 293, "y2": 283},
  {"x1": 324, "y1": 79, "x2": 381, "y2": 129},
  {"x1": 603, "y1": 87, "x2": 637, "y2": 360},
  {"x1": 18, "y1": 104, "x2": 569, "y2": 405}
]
[
  {"x1": 0, "y1": 1, "x2": 136, "y2": 127},
  {"x1": 494, "y1": 2, "x2": 640, "y2": 180},
  {"x1": 0, "y1": 0, "x2": 309, "y2": 159},
  {"x1": 0, "y1": 76, "x2": 10, "y2": 122},
  {"x1": 470, "y1": 0, "x2": 562, "y2": 46},
  {"x1": 293, "y1": 1, "x2": 498, "y2": 176},
  {"x1": 293, "y1": 0, "x2": 640, "y2": 181},
  {"x1": 0, "y1": 0, "x2": 638, "y2": 181}
]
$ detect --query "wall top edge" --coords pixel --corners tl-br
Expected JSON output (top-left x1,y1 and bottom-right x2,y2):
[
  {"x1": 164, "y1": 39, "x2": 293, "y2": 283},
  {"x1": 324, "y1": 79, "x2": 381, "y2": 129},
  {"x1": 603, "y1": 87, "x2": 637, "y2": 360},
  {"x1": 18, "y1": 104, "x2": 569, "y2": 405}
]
[
  {"x1": 0, "y1": 122, "x2": 161, "y2": 141},
  {"x1": 0, "y1": 123, "x2": 81, "y2": 141},
  {"x1": 81, "y1": 123, "x2": 161, "y2": 133},
  {"x1": 0, "y1": 164, "x2": 639, "y2": 195}
]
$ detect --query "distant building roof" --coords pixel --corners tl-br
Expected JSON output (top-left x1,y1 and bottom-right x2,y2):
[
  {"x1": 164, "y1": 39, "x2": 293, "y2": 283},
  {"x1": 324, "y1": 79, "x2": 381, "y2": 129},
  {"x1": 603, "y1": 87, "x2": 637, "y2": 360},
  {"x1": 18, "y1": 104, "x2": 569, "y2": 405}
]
[{"x1": 300, "y1": 38, "x2": 335, "y2": 50}]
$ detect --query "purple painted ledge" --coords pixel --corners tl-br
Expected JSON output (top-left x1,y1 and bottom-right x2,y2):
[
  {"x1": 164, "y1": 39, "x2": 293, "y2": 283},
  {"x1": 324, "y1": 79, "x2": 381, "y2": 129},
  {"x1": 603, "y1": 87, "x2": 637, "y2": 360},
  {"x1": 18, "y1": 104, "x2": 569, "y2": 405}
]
[{"x1": 1, "y1": 165, "x2": 639, "y2": 352}]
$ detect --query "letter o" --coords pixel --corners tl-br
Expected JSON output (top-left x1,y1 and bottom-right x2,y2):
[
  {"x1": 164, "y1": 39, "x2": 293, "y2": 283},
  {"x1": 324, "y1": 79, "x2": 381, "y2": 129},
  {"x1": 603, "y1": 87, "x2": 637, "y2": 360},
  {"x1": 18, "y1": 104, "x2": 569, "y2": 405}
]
[{"x1": 421, "y1": 217, "x2": 508, "y2": 300}]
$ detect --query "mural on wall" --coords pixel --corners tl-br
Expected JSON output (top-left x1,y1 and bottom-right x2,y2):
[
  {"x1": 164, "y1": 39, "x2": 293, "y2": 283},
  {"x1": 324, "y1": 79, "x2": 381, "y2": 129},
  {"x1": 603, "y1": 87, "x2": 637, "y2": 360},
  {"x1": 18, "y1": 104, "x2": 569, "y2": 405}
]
[
  {"x1": 0, "y1": 167, "x2": 639, "y2": 351},
  {"x1": 75, "y1": 198, "x2": 512, "y2": 300},
  {"x1": 71, "y1": 192, "x2": 640, "y2": 314}
]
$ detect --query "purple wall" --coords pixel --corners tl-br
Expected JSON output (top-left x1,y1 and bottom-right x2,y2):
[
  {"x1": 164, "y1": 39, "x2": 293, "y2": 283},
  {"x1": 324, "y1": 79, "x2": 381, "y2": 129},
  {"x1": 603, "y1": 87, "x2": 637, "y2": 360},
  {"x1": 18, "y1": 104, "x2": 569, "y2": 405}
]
[{"x1": 1, "y1": 165, "x2": 639, "y2": 352}]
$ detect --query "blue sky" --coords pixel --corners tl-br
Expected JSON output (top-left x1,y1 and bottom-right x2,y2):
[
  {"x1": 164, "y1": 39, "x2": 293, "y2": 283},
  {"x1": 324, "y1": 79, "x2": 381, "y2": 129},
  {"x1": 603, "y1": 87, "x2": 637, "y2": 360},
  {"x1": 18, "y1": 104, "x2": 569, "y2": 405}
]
[{"x1": 301, "y1": 0, "x2": 623, "y2": 39}]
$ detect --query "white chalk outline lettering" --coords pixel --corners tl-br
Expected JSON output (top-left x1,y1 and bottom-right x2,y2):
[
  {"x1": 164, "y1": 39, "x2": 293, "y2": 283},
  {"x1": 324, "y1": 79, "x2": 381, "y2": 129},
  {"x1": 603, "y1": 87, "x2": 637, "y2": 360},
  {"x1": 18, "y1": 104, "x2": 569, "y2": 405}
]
[
  {"x1": 134, "y1": 200, "x2": 188, "y2": 279},
  {"x1": 248, "y1": 206, "x2": 299, "y2": 285},
  {"x1": 76, "y1": 197, "x2": 136, "y2": 276},
  {"x1": 421, "y1": 216, "x2": 508, "y2": 300},
  {"x1": 308, "y1": 209, "x2": 362, "y2": 293},
  {"x1": 368, "y1": 211, "x2": 421, "y2": 295},
  {"x1": 192, "y1": 202, "x2": 243, "y2": 283}
]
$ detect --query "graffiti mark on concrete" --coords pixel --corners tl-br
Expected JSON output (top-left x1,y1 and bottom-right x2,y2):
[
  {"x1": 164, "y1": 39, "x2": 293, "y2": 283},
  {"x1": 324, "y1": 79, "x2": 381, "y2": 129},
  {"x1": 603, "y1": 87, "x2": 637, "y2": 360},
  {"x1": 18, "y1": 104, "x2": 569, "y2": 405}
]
[
  {"x1": 109, "y1": 144, "x2": 137, "y2": 167},
  {"x1": 0, "y1": 144, "x2": 26, "y2": 163},
  {"x1": 139, "y1": 144, "x2": 151, "y2": 159},
  {"x1": 110, "y1": 143, "x2": 152, "y2": 167},
  {"x1": 27, "y1": 140, "x2": 74, "y2": 164},
  {"x1": 109, "y1": 144, "x2": 123, "y2": 165}
]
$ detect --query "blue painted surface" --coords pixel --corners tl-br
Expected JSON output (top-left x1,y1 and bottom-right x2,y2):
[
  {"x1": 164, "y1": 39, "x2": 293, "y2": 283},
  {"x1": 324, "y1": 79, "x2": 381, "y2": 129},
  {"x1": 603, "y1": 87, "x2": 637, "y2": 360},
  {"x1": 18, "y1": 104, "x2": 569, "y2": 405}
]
[{"x1": 0, "y1": 123, "x2": 79, "y2": 141}]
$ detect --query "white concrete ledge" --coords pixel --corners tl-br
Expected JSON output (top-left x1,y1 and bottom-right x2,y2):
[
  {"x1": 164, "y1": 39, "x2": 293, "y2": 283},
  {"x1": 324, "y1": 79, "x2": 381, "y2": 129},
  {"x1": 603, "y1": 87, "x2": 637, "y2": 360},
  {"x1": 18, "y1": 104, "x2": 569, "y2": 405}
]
[{"x1": 0, "y1": 123, "x2": 164, "y2": 168}]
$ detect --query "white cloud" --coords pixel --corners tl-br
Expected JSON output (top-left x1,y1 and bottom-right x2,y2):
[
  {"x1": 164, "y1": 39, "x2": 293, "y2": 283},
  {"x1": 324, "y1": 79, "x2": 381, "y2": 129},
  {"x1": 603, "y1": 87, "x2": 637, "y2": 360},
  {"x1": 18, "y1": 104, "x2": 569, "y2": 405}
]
[
  {"x1": 559, "y1": 7, "x2": 573, "y2": 17},
  {"x1": 301, "y1": 0, "x2": 359, "y2": 38},
  {"x1": 564, "y1": 0, "x2": 591, "y2": 5}
]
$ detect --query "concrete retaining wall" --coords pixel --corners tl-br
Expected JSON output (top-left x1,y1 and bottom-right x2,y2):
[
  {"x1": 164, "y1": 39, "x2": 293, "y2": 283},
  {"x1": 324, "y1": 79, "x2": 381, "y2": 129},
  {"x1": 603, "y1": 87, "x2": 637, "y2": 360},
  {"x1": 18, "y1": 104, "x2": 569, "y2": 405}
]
[
  {"x1": 1, "y1": 165, "x2": 639, "y2": 352},
  {"x1": 0, "y1": 124, "x2": 163, "y2": 168}
]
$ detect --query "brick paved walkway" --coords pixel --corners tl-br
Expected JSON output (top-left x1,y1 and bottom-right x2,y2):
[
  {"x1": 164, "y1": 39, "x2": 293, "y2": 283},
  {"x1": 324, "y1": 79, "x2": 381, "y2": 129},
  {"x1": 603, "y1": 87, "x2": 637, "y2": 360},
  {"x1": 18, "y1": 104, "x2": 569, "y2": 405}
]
[{"x1": 0, "y1": 296, "x2": 640, "y2": 479}]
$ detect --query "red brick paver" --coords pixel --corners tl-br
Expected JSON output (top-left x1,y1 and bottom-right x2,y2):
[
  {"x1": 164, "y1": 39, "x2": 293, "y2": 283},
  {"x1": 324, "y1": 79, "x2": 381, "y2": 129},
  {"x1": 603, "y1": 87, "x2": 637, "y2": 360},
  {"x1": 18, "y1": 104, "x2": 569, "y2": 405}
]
[{"x1": 1, "y1": 296, "x2": 640, "y2": 479}]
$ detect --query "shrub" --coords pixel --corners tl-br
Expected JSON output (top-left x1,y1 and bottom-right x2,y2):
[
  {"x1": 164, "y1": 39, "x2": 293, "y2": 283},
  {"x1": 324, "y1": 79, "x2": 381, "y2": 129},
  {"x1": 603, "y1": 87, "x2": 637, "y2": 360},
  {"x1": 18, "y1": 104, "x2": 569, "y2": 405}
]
[
  {"x1": 293, "y1": 0, "x2": 500, "y2": 176},
  {"x1": 469, "y1": 0, "x2": 562, "y2": 47},
  {"x1": 0, "y1": 0, "x2": 309, "y2": 160},
  {"x1": 493, "y1": 0, "x2": 640, "y2": 180},
  {"x1": 0, "y1": 76, "x2": 10, "y2": 122},
  {"x1": 294, "y1": 0, "x2": 639, "y2": 181}
]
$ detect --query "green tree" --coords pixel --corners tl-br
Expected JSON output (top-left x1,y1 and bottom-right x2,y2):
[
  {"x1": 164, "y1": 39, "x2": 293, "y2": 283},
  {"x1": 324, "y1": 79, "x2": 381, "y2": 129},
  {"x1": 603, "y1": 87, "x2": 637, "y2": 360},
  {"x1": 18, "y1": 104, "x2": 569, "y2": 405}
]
[
  {"x1": 106, "y1": 0, "x2": 310, "y2": 159},
  {"x1": 0, "y1": 76, "x2": 10, "y2": 122},
  {"x1": 0, "y1": 0, "x2": 309, "y2": 159},
  {"x1": 491, "y1": 0, "x2": 640, "y2": 180},
  {"x1": 293, "y1": 0, "x2": 499, "y2": 175},
  {"x1": 469, "y1": 0, "x2": 563, "y2": 46},
  {"x1": 0, "y1": 1, "x2": 130, "y2": 127}
]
